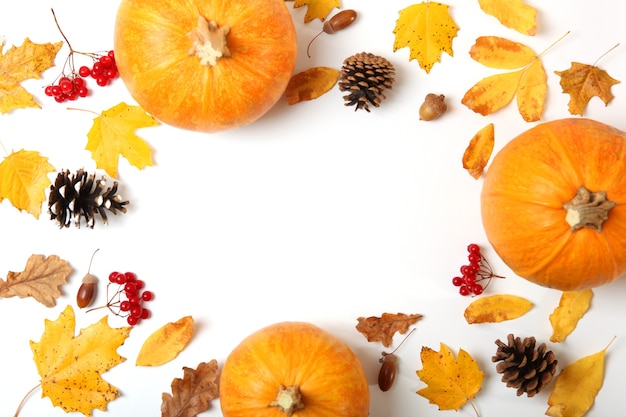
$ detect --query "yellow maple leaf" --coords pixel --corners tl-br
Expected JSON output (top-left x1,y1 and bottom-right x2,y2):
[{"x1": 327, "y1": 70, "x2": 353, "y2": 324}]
[
  {"x1": 29, "y1": 305, "x2": 132, "y2": 416},
  {"x1": 0, "y1": 38, "x2": 62, "y2": 113},
  {"x1": 477, "y1": 0, "x2": 537, "y2": 36},
  {"x1": 417, "y1": 343, "x2": 483, "y2": 412},
  {"x1": 393, "y1": 2, "x2": 459, "y2": 73},
  {"x1": 292, "y1": 0, "x2": 340, "y2": 22},
  {"x1": 136, "y1": 316, "x2": 194, "y2": 366},
  {"x1": 0, "y1": 149, "x2": 55, "y2": 218},
  {"x1": 549, "y1": 290, "x2": 593, "y2": 343},
  {"x1": 462, "y1": 36, "x2": 546, "y2": 122},
  {"x1": 85, "y1": 102, "x2": 158, "y2": 178},
  {"x1": 555, "y1": 62, "x2": 620, "y2": 116}
]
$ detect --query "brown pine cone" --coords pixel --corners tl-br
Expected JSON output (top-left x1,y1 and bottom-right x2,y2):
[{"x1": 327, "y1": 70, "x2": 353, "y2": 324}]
[{"x1": 338, "y1": 52, "x2": 395, "y2": 112}]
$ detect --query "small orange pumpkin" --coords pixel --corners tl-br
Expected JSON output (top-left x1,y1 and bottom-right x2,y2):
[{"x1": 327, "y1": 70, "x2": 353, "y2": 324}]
[
  {"x1": 219, "y1": 322, "x2": 370, "y2": 417},
  {"x1": 113, "y1": 0, "x2": 297, "y2": 133},
  {"x1": 481, "y1": 118, "x2": 626, "y2": 291}
]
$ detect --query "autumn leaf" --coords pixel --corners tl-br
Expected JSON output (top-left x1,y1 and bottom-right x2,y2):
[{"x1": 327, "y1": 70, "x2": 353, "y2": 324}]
[
  {"x1": 393, "y1": 2, "x2": 459, "y2": 73},
  {"x1": 292, "y1": 0, "x2": 340, "y2": 22},
  {"x1": 356, "y1": 312, "x2": 423, "y2": 347},
  {"x1": 462, "y1": 36, "x2": 547, "y2": 122},
  {"x1": 546, "y1": 337, "x2": 616, "y2": 417},
  {"x1": 477, "y1": 0, "x2": 537, "y2": 36},
  {"x1": 417, "y1": 343, "x2": 484, "y2": 412},
  {"x1": 286, "y1": 67, "x2": 339, "y2": 105},
  {"x1": 464, "y1": 294, "x2": 533, "y2": 324},
  {"x1": 85, "y1": 102, "x2": 158, "y2": 178},
  {"x1": 550, "y1": 290, "x2": 593, "y2": 343},
  {"x1": 0, "y1": 254, "x2": 71, "y2": 307},
  {"x1": 555, "y1": 62, "x2": 620, "y2": 116},
  {"x1": 29, "y1": 305, "x2": 132, "y2": 416},
  {"x1": 136, "y1": 316, "x2": 194, "y2": 366},
  {"x1": 0, "y1": 149, "x2": 55, "y2": 218},
  {"x1": 463, "y1": 123, "x2": 494, "y2": 179},
  {"x1": 0, "y1": 38, "x2": 62, "y2": 113},
  {"x1": 161, "y1": 360, "x2": 219, "y2": 417}
]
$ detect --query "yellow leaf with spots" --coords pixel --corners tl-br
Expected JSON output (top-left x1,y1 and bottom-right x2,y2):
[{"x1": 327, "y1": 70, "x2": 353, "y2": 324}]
[
  {"x1": 292, "y1": 0, "x2": 340, "y2": 22},
  {"x1": 136, "y1": 316, "x2": 194, "y2": 366},
  {"x1": 549, "y1": 290, "x2": 593, "y2": 343},
  {"x1": 462, "y1": 123, "x2": 494, "y2": 179},
  {"x1": 478, "y1": 0, "x2": 537, "y2": 36},
  {"x1": 30, "y1": 305, "x2": 131, "y2": 416},
  {"x1": 85, "y1": 102, "x2": 158, "y2": 178},
  {"x1": 393, "y1": 2, "x2": 459, "y2": 73},
  {"x1": 464, "y1": 294, "x2": 533, "y2": 324}
]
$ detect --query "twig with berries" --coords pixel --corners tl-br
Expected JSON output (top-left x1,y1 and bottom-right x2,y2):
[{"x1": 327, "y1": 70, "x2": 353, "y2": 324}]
[{"x1": 452, "y1": 243, "x2": 505, "y2": 296}]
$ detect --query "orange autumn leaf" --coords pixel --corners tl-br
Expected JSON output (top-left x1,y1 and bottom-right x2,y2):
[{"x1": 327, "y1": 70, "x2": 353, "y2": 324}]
[
  {"x1": 393, "y1": 2, "x2": 459, "y2": 73},
  {"x1": 464, "y1": 294, "x2": 533, "y2": 324},
  {"x1": 0, "y1": 149, "x2": 55, "y2": 218},
  {"x1": 136, "y1": 316, "x2": 194, "y2": 366},
  {"x1": 463, "y1": 123, "x2": 494, "y2": 179},
  {"x1": 356, "y1": 312, "x2": 423, "y2": 347},
  {"x1": 549, "y1": 290, "x2": 593, "y2": 343},
  {"x1": 477, "y1": 0, "x2": 537, "y2": 36},
  {"x1": 286, "y1": 67, "x2": 339, "y2": 105},
  {"x1": 555, "y1": 62, "x2": 620, "y2": 116},
  {"x1": 416, "y1": 343, "x2": 484, "y2": 412},
  {"x1": 161, "y1": 360, "x2": 220, "y2": 417},
  {"x1": 292, "y1": 0, "x2": 340, "y2": 22}
]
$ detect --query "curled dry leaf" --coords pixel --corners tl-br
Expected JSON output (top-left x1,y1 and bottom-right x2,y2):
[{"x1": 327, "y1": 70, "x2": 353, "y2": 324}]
[
  {"x1": 477, "y1": 0, "x2": 537, "y2": 36},
  {"x1": 464, "y1": 294, "x2": 532, "y2": 324},
  {"x1": 161, "y1": 360, "x2": 220, "y2": 417},
  {"x1": 285, "y1": 67, "x2": 339, "y2": 105},
  {"x1": 136, "y1": 316, "x2": 194, "y2": 366},
  {"x1": 463, "y1": 123, "x2": 494, "y2": 179},
  {"x1": 549, "y1": 290, "x2": 593, "y2": 343},
  {"x1": 356, "y1": 312, "x2": 423, "y2": 347},
  {"x1": 555, "y1": 62, "x2": 620, "y2": 116}
]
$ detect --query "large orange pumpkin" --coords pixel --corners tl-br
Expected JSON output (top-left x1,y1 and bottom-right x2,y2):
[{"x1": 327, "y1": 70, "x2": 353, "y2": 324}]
[
  {"x1": 113, "y1": 0, "x2": 297, "y2": 133},
  {"x1": 219, "y1": 322, "x2": 370, "y2": 417},
  {"x1": 481, "y1": 118, "x2": 626, "y2": 291}
]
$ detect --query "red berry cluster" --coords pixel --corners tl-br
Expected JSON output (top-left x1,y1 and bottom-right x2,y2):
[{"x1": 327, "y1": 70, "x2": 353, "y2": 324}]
[
  {"x1": 106, "y1": 271, "x2": 154, "y2": 326},
  {"x1": 452, "y1": 243, "x2": 504, "y2": 296}
]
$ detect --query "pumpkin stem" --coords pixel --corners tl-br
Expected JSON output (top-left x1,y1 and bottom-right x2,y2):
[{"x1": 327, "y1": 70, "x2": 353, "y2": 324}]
[
  {"x1": 187, "y1": 16, "x2": 231, "y2": 67},
  {"x1": 563, "y1": 186, "x2": 615, "y2": 232},
  {"x1": 269, "y1": 384, "x2": 305, "y2": 417}
]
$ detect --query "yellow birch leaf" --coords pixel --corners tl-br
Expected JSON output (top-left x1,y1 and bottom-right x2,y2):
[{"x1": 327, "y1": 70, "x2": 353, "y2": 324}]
[
  {"x1": 516, "y1": 58, "x2": 547, "y2": 122},
  {"x1": 549, "y1": 290, "x2": 593, "y2": 343},
  {"x1": 85, "y1": 102, "x2": 158, "y2": 178},
  {"x1": 293, "y1": 0, "x2": 340, "y2": 22},
  {"x1": 416, "y1": 343, "x2": 484, "y2": 411},
  {"x1": 30, "y1": 305, "x2": 132, "y2": 415},
  {"x1": 546, "y1": 337, "x2": 616, "y2": 417},
  {"x1": 477, "y1": 0, "x2": 537, "y2": 36},
  {"x1": 555, "y1": 62, "x2": 620, "y2": 116},
  {"x1": 462, "y1": 69, "x2": 523, "y2": 116},
  {"x1": 464, "y1": 294, "x2": 533, "y2": 324},
  {"x1": 393, "y1": 2, "x2": 459, "y2": 73},
  {"x1": 0, "y1": 149, "x2": 55, "y2": 218},
  {"x1": 286, "y1": 67, "x2": 339, "y2": 105},
  {"x1": 462, "y1": 123, "x2": 494, "y2": 179},
  {"x1": 136, "y1": 316, "x2": 194, "y2": 366}
]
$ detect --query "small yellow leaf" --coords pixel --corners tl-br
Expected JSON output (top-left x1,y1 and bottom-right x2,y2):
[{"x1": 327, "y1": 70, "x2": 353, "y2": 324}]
[
  {"x1": 555, "y1": 62, "x2": 620, "y2": 116},
  {"x1": 292, "y1": 0, "x2": 340, "y2": 22},
  {"x1": 546, "y1": 337, "x2": 616, "y2": 417},
  {"x1": 477, "y1": 0, "x2": 537, "y2": 36},
  {"x1": 286, "y1": 67, "x2": 339, "y2": 105},
  {"x1": 462, "y1": 69, "x2": 523, "y2": 116},
  {"x1": 462, "y1": 123, "x2": 494, "y2": 179},
  {"x1": 516, "y1": 58, "x2": 547, "y2": 122},
  {"x1": 549, "y1": 290, "x2": 593, "y2": 343},
  {"x1": 136, "y1": 316, "x2": 194, "y2": 366},
  {"x1": 469, "y1": 36, "x2": 537, "y2": 69},
  {"x1": 464, "y1": 294, "x2": 532, "y2": 324}
]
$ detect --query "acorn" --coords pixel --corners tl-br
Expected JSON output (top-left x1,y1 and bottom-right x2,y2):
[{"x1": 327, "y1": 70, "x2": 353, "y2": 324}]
[{"x1": 419, "y1": 93, "x2": 447, "y2": 121}]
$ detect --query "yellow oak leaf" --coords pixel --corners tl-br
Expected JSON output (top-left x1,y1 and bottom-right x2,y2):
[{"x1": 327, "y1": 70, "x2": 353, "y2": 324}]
[
  {"x1": 477, "y1": 0, "x2": 537, "y2": 36},
  {"x1": 549, "y1": 290, "x2": 593, "y2": 343},
  {"x1": 417, "y1": 343, "x2": 484, "y2": 412},
  {"x1": 464, "y1": 294, "x2": 533, "y2": 324},
  {"x1": 0, "y1": 38, "x2": 62, "y2": 113},
  {"x1": 85, "y1": 102, "x2": 158, "y2": 178},
  {"x1": 286, "y1": 67, "x2": 339, "y2": 105},
  {"x1": 0, "y1": 149, "x2": 55, "y2": 218},
  {"x1": 136, "y1": 316, "x2": 194, "y2": 366},
  {"x1": 462, "y1": 123, "x2": 494, "y2": 179},
  {"x1": 393, "y1": 2, "x2": 459, "y2": 73},
  {"x1": 292, "y1": 0, "x2": 340, "y2": 22},
  {"x1": 546, "y1": 337, "x2": 616, "y2": 417},
  {"x1": 30, "y1": 305, "x2": 132, "y2": 416},
  {"x1": 555, "y1": 62, "x2": 620, "y2": 116},
  {"x1": 462, "y1": 36, "x2": 546, "y2": 122}
]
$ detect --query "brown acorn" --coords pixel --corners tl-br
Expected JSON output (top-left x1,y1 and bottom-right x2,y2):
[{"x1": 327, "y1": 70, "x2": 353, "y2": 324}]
[{"x1": 419, "y1": 93, "x2": 447, "y2": 121}]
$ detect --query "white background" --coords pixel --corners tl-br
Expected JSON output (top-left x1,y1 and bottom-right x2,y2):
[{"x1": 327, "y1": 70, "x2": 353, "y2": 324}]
[{"x1": 1, "y1": 0, "x2": 625, "y2": 416}]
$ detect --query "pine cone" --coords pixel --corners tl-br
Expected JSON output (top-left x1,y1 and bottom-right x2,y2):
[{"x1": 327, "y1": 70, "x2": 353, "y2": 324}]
[
  {"x1": 492, "y1": 334, "x2": 557, "y2": 397},
  {"x1": 48, "y1": 169, "x2": 129, "y2": 229},
  {"x1": 338, "y1": 52, "x2": 395, "y2": 112}
]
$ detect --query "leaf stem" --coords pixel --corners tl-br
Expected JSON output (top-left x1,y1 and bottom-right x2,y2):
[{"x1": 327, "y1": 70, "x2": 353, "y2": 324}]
[
  {"x1": 469, "y1": 399, "x2": 481, "y2": 417},
  {"x1": 593, "y1": 43, "x2": 620, "y2": 67},
  {"x1": 538, "y1": 31, "x2": 570, "y2": 58},
  {"x1": 13, "y1": 384, "x2": 41, "y2": 417},
  {"x1": 66, "y1": 107, "x2": 100, "y2": 116}
]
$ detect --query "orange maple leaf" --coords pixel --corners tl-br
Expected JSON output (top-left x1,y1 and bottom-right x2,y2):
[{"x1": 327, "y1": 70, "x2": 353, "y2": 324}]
[
  {"x1": 555, "y1": 62, "x2": 620, "y2": 116},
  {"x1": 292, "y1": 0, "x2": 341, "y2": 22},
  {"x1": 356, "y1": 312, "x2": 423, "y2": 347}
]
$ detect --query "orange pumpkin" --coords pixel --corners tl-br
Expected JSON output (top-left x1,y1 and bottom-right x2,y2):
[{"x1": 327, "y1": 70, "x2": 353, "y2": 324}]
[
  {"x1": 481, "y1": 118, "x2": 626, "y2": 291},
  {"x1": 113, "y1": 0, "x2": 297, "y2": 133},
  {"x1": 220, "y1": 322, "x2": 370, "y2": 417}
]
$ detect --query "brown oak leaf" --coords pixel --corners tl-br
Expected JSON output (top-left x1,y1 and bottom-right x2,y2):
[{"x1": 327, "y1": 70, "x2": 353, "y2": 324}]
[
  {"x1": 555, "y1": 62, "x2": 620, "y2": 116},
  {"x1": 356, "y1": 312, "x2": 423, "y2": 347},
  {"x1": 0, "y1": 254, "x2": 72, "y2": 307},
  {"x1": 161, "y1": 360, "x2": 219, "y2": 417}
]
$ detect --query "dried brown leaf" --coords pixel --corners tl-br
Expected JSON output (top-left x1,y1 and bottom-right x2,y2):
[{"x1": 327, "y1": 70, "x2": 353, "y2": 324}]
[
  {"x1": 356, "y1": 312, "x2": 423, "y2": 347},
  {"x1": 161, "y1": 360, "x2": 219, "y2": 417},
  {"x1": 555, "y1": 62, "x2": 620, "y2": 116}
]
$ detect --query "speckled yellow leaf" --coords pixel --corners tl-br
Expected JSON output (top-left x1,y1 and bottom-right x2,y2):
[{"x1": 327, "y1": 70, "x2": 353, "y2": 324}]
[
  {"x1": 286, "y1": 67, "x2": 339, "y2": 105},
  {"x1": 30, "y1": 305, "x2": 131, "y2": 416},
  {"x1": 462, "y1": 123, "x2": 494, "y2": 179},
  {"x1": 464, "y1": 294, "x2": 532, "y2": 324},
  {"x1": 478, "y1": 0, "x2": 537, "y2": 36},
  {"x1": 136, "y1": 316, "x2": 194, "y2": 366},
  {"x1": 550, "y1": 290, "x2": 593, "y2": 343},
  {"x1": 292, "y1": 0, "x2": 340, "y2": 22}
]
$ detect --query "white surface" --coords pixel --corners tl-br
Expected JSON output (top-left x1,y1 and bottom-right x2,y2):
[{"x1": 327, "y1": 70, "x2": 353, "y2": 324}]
[{"x1": 1, "y1": 0, "x2": 625, "y2": 416}]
